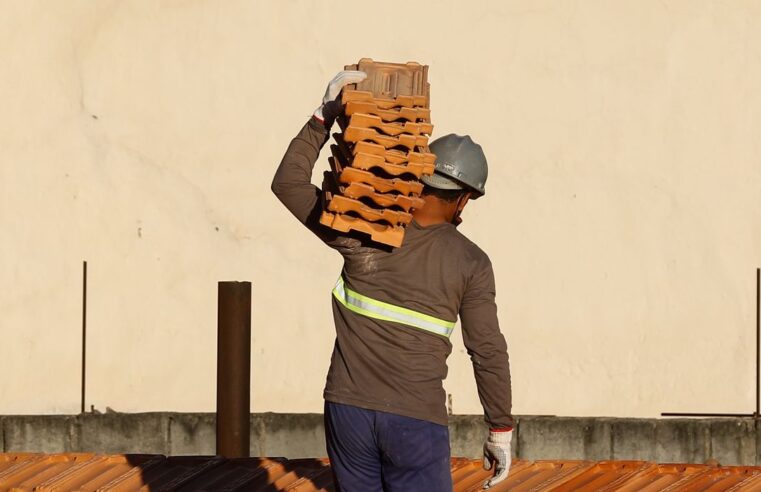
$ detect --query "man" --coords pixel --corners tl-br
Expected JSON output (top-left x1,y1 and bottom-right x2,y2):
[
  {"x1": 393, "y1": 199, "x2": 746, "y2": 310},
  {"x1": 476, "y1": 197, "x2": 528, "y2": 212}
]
[{"x1": 272, "y1": 70, "x2": 513, "y2": 491}]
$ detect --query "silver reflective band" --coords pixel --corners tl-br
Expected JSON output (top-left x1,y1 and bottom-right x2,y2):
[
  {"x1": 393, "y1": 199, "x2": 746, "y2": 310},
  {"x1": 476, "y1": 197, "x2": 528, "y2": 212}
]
[{"x1": 332, "y1": 276, "x2": 456, "y2": 338}]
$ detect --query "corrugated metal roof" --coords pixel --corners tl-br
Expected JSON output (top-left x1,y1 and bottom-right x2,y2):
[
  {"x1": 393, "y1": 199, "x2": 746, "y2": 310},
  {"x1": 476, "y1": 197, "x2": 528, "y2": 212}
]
[{"x1": 2, "y1": 453, "x2": 761, "y2": 491}]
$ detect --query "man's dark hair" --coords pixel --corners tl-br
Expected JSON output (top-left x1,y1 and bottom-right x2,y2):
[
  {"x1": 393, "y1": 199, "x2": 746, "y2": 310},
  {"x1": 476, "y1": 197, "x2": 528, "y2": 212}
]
[{"x1": 422, "y1": 185, "x2": 467, "y2": 202}]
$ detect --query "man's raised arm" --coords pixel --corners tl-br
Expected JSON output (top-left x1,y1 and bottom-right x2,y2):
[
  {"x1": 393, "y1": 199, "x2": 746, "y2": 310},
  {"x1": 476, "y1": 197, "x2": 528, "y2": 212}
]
[
  {"x1": 271, "y1": 117, "x2": 329, "y2": 224},
  {"x1": 271, "y1": 70, "x2": 367, "y2": 225}
]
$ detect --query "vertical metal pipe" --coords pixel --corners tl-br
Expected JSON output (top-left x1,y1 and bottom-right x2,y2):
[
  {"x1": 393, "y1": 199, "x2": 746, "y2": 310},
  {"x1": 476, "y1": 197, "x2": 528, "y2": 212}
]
[
  {"x1": 81, "y1": 260, "x2": 87, "y2": 414},
  {"x1": 756, "y1": 267, "x2": 760, "y2": 417},
  {"x1": 216, "y1": 281, "x2": 252, "y2": 457}
]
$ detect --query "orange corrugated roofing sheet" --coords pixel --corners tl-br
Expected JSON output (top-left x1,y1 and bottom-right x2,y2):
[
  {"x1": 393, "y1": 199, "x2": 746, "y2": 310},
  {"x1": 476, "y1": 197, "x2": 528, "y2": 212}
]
[{"x1": 2, "y1": 453, "x2": 761, "y2": 491}]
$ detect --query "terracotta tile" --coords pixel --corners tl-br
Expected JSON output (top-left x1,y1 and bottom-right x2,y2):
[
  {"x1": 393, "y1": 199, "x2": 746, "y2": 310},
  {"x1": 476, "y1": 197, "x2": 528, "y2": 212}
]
[
  {"x1": 451, "y1": 460, "x2": 588, "y2": 492},
  {"x1": 727, "y1": 474, "x2": 761, "y2": 491},
  {"x1": 0, "y1": 453, "x2": 96, "y2": 490},
  {"x1": 0, "y1": 453, "x2": 40, "y2": 476},
  {"x1": 328, "y1": 151, "x2": 424, "y2": 197},
  {"x1": 345, "y1": 101, "x2": 431, "y2": 123},
  {"x1": 348, "y1": 113, "x2": 434, "y2": 137},
  {"x1": 321, "y1": 60, "x2": 435, "y2": 246},
  {"x1": 342, "y1": 126, "x2": 428, "y2": 150},
  {"x1": 351, "y1": 153, "x2": 434, "y2": 179},
  {"x1": 36, "y1": 454, "x2": 164, "y2": 492},
  {"x1": 276, "y1": 458, "x2": 334, "y2": 491},
  {"x1": 335, "y1": 166, "x2": 424, "y2": 197},
  {"x1": 224, "y1": 458, "x2": 331, "y2": 492},
  {"x1": 178, "y1": 457, "x2": 295, "y2": 492},
  {"x1": 7, "y1": 454, "x2": 761, "y2": 491},
  {"x1": 330, "y1": 143, "x2": 433, "y2": 180},
  {"x1": 104, "y1": 456, "x2": 224, "y2": 491},
  {"x1": 609, "y1": 463, "x2": 713, "y2": 492},
  {"x1": 352, "y1": 141, "x2": 435, "y2": 166},
  {"x1": 341, "y1": 182, "x2": 424, "y2": 213},
  {"x1": 546, "y1": 461, "x2": 656, "y2": 492},
  {"x1": 326, "y1": 193, "x2": 412, "y2": 226},
  {"x1": 661, "y1": 465, "x2": 761, "y2": 491},
  {"x1": 342, "y1": 90, "x2": 428, "y2": 109},
  {"x1": 347, "y1": 58, "x2": 429, "y2": 102},
  {"x1": 499, "y1": 461, "x2": 594, "y2": 492},
  {"x1": 319, "y1": 211, "x2": 405, "y2": 248},
  {"x1": 334, "y1": 133, "x2": 435, "y2": 166}
]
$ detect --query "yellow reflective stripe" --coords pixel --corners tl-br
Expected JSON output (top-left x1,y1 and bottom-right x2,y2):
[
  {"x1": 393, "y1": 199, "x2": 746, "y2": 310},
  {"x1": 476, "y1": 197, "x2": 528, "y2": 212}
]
[
  {"x1": 332, "y1": 277, "x2": 456, "y2": 338},
  {"x1": 346, "y1": 287, "x2": 456, "y2": 327}
]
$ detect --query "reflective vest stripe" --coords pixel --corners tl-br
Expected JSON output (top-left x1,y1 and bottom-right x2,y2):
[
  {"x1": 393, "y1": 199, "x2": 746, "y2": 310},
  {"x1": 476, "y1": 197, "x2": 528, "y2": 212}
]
[{"x1": 332, "y1": 276, "x2": 456, "y2": 338}]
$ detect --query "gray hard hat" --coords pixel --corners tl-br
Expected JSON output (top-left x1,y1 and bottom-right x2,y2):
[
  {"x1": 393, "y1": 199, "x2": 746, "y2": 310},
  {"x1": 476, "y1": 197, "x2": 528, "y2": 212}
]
[{"x1": 421, "y1": 134, "x2": 488, "y2": 198}]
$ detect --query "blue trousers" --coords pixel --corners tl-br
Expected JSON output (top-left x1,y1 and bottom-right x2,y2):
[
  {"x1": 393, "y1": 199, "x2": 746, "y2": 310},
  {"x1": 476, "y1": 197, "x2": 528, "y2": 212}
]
[{"x1": 324, "y1": 401, "x2": 453, "y2": 492}]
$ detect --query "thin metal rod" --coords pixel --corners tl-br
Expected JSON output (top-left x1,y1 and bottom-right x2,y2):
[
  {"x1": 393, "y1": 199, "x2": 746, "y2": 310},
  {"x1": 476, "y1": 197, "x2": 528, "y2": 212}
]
[
  {"x1": 756, "y1": 268, "x2": 761, "y2": 417},
  {"x1": 661, "y1": 268, "x2": 761, "y2": 420},
  {"x1": 661, "y1": 412, "x2": 755, "y2": 418},
  {"x1": 81, "y1": 260, "x2": 87, "y2": 414},
  {"x1": 216, "y1": 281, "x2": 252, "y2": 458}
]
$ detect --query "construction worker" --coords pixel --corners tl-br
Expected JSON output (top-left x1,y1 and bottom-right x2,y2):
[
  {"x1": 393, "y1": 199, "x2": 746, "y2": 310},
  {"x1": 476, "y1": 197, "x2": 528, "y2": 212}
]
[{"x1": 272, "y1": 70, "x2": 513, "y2": 491}]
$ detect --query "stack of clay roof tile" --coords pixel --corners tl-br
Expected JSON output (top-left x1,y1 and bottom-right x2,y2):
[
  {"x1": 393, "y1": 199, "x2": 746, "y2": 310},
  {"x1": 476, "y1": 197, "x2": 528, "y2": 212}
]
[{"x1": 319, "y1": 58, "x2": 435, "y2": 248}]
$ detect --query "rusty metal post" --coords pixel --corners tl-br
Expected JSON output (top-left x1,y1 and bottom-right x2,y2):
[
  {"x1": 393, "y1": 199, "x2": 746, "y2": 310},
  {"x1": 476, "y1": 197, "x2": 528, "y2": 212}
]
[
  {"x1": 756, "y1": 267, "x2": 760, "y2": 417},
  {"x1": 216, "y1": 281, "x2": 251, "y2": 457},
  {"x1": 81, "y1": 260, "x2": 87, "y2": 414}
]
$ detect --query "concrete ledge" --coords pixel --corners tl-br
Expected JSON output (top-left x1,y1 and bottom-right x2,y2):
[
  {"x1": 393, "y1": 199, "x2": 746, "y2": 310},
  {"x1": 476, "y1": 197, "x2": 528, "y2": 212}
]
[
  {"x1": 2, "y1": 415, "x2": 75, "y2": 453},
  {"x1": 710, "y1": 419, "x2": 756, "y2": 466},
  {"x1": 654, "y1": 419, "x2": 710, "y2": 463},
  {"x1": 76, "y1": 413, "x2": 170, "y2": 455},
  {"x1": 448, "y1": 415, "x2": 489, "y2": 458},
  {"x1": 517, "y1": 416, "x2": 612, "y2": 461},
  {"x1": 253, "y1": 413, "x2": 325, "y2": 458},
  {"x1": 168, "y1": 413, "x2": 216, "y2": 456},
  {"x1": 612, "y1": 418, "x2": 657, "y2": 461},
  {"x1": 1, "y1": 413, "x2": 759, "y2": 465}
]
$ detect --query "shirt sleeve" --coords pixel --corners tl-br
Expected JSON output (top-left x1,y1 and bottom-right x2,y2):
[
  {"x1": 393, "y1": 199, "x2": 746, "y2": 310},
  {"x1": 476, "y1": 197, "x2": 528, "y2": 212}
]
[
  {"x1": 459, "y1": 256, "x2": 514, "y2": 429},
  {"x1": 271, "y1": 118, "x2": 358, "y2": 249}
]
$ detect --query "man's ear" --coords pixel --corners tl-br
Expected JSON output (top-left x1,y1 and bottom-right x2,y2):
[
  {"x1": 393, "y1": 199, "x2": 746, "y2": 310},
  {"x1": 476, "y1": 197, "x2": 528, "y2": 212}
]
[
  {"x1": 457, "y1": 192, "x2": 472, "y2": 212},
  {"x1": 450, "y1": 191, "x2": 472, "y2": 226}
]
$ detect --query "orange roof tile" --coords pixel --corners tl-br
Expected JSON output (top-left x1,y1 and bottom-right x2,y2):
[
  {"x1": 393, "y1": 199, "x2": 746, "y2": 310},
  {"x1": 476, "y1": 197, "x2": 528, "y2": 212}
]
[
  {"x1": 350, "y1": 58, "x2": 430, "y2": 103},
  {"x1": 341, "y1": 182, "x2": 425, "y2": 213},
  {"x1": 3, "y1": 454, "x2": 761, "y2": 491},
  {"x1": 319, "y1": 211, "x2": 405, "y2": 248},
  {"x1": 344, "y1": 101, "x2": 431, "y2": 123}
]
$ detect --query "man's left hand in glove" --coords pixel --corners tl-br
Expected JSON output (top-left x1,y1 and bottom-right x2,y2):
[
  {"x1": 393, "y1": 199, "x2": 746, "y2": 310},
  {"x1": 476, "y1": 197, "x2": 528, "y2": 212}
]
[{"x1": 482, "y1": 428, "x2": 512, "y2": 489}]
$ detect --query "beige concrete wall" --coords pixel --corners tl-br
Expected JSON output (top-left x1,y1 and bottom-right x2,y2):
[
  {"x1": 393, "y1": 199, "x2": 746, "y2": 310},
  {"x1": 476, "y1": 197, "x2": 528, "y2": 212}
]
[{"x1": 1, "y1": 0, "x2": 760, "y2": 417}]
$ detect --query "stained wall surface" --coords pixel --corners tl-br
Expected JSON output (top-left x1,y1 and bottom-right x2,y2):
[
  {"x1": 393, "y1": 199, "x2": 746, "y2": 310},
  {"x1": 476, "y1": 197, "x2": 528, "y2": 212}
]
[{"x1": 1, "y1": 1, "x2": 760, "y2": 416}]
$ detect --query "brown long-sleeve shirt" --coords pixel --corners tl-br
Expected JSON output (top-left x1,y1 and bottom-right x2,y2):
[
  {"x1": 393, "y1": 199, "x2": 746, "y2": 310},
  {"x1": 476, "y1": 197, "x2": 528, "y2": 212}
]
[{"x1": 271, "y1": 118, "x2": 513, "y2": 428}]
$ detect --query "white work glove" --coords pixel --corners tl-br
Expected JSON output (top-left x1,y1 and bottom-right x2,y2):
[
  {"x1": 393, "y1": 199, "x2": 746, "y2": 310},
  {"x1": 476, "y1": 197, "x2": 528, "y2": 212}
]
[
  {"x1": 482, "y1": 429, "x2": 512, "y2": 489},
  {"x1": 313, "y1": 70, "x2": 367, "y2": 126}
]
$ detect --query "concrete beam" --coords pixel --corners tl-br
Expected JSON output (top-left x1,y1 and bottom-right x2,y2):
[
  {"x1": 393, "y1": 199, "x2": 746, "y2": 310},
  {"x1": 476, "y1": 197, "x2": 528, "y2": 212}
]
[
  {"x1": 2, "y1": 415, "x2": 75, "y2": 453},
  {"x1": 449, "y1": 415, "x2": 489, "y2": 459},
  {"x1": 1, "y1": 413, "x2": 759, "y2": 466},
  {"x1": 76, "y1": 413, "x2": 170, "y2": 455},
  {"x1": 252, "y1": 413, "x2": 325, "y2": 458},
  {"x1": 611, "y1": 418, "x2": 657, "y2": 461},
  {"x1": 168, "y1": 413, "x2": 216, "y2": 456},
  {"x1": 517, "y1": 417, "x2": 612, "y2": 461},
  {"x1": 654, "y1": 418, "x2": 710, "y2": 464},
  {"x1": 709, "y1": 419, "x2": 756, "y2": 466}
]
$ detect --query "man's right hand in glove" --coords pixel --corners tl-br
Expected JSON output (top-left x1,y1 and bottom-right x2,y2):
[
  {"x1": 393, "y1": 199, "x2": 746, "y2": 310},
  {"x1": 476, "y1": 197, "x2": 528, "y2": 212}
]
[
  {"x1": 313, "y1": 70, "x2": 367, "y2": 127},
  {"x1": 482, "y1": 428, "x2": 513, "y2": 489}
]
